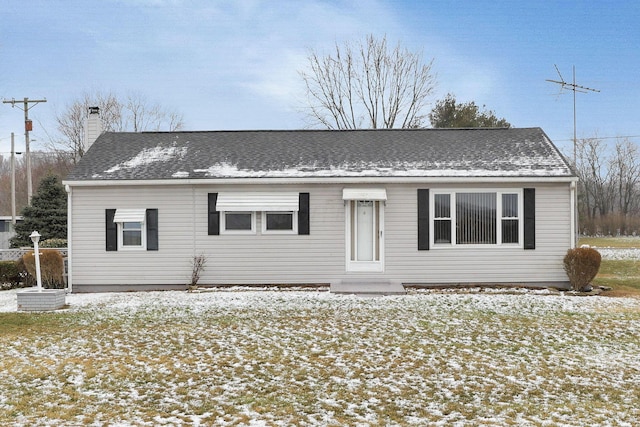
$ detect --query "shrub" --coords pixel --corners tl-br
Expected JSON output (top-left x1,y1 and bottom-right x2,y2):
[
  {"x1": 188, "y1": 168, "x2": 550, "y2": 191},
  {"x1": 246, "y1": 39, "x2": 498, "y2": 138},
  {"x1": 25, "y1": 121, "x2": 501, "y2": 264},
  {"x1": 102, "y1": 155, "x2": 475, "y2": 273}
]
[
  {"x1": 563, "y1": 247, "x2": 602, "y2": 291},
  {"x1": 188, "y1": 254, "x2": 207, "y2": 291},
  {"x1": 15, "y1": 258, "x2": 36, "y2": 288},
  {"x1": 40, "y1": 238, "x2": 68, "y2": 248},
  {"x1": 0, "y1": 261, "x2": 22, "y2": 290},
  {"x1": 21, "y1": 249, "x2": 65, "y2": 289}
]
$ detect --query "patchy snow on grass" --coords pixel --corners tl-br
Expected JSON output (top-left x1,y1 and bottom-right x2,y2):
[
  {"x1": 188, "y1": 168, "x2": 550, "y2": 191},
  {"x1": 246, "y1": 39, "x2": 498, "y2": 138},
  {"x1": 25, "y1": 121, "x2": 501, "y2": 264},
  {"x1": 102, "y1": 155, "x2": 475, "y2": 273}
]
[
  {"x1": 1, "y1": 289, "x2": 639, "y2": 426},
  {"x1": 594, "y1": 248, "x2": 640, "y2": 260}
]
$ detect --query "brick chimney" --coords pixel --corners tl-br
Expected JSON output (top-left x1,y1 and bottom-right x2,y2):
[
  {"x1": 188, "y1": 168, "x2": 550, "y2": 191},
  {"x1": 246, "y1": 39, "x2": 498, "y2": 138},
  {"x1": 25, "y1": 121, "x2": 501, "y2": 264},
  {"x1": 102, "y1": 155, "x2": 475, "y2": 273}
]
[{"x1": 83, "y1": 106, "x2": 102, "y2": 156}]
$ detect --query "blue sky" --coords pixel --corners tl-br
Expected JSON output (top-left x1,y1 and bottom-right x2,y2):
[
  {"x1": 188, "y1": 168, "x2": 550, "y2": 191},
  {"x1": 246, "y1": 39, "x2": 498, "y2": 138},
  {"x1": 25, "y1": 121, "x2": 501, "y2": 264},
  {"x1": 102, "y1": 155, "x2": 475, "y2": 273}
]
[{"x1": 1, "y1": 0, "x2": 638, "y2": 157}]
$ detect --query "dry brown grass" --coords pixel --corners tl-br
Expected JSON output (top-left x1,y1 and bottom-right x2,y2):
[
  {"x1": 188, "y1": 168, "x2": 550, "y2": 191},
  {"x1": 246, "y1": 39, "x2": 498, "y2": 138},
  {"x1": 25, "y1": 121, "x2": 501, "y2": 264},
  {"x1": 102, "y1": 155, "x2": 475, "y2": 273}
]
[{"x1": 1, "y1": 290, "x2": 639, "y2": 425}]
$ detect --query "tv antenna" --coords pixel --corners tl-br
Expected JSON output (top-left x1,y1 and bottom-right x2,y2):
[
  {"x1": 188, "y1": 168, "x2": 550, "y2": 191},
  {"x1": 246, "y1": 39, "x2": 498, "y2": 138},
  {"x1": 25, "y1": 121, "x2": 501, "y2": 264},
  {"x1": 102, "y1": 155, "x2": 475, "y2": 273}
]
[{"x1": 546, "y1": 65, "x2": 599, "y2": 162}]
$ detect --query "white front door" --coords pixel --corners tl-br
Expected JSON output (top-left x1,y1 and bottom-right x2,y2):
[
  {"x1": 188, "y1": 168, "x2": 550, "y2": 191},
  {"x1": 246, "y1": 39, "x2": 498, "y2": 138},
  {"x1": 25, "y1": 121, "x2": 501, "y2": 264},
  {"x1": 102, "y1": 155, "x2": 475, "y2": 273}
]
[{"x1": 347, "y1": 200, "x2": 384, "y2": 271}]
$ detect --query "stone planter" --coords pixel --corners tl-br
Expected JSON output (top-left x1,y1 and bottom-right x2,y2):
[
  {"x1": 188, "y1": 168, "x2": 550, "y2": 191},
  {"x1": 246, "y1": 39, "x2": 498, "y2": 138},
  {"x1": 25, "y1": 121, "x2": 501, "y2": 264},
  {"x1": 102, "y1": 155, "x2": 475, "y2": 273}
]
[{"x1": 17, "y1": 289, "x2": 66, "y2": 311}]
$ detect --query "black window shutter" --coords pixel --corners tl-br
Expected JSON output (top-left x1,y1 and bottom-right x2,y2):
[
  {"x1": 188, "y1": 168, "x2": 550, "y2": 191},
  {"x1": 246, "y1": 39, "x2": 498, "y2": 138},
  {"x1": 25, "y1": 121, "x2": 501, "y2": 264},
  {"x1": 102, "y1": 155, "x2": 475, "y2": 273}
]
[
  {"x1": 524, "y1": 188, "x2": 536, "y2": 250},
  {"x1": 417, "y1": 189, "x2": 430, "y2": 250},
  {"x1": 298, "y1": 192, "x2": 310, "y2": 235},
  {"x1": 106, "y1": 209, "x2": 117, "y2": 251},
  {"x1": 208, "y1": 193, "x2": 220, "y2": 235},
  {"x1": 146, "y1": 209, "x2": 158, "y2": 251}
]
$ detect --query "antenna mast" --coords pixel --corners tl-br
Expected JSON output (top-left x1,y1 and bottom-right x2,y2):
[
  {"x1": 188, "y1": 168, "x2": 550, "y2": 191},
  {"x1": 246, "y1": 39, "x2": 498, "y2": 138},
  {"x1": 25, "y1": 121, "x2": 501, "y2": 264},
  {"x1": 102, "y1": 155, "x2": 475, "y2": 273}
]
[{"x1": 546, "y1": 65, "x2": 599, "y2": 162}]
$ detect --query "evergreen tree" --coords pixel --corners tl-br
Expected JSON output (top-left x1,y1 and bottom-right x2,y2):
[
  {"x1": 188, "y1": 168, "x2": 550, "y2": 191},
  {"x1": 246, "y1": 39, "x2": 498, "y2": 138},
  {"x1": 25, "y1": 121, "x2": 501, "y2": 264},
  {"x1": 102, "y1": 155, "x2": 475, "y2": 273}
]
[
  {"x1": 10, "y1": 175, "x2": 67, "y2": 248},
  {"x1": 429, "y1": 93, "x2": 511, "y2": 128}
]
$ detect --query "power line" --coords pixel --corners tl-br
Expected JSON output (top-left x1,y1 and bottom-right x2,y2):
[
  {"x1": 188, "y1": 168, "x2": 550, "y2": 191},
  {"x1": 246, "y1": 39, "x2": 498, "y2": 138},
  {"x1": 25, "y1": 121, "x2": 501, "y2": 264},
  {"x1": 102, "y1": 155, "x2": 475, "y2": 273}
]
[{"x1": 554, "y1": 134, "x2": 640, "y2": 143}]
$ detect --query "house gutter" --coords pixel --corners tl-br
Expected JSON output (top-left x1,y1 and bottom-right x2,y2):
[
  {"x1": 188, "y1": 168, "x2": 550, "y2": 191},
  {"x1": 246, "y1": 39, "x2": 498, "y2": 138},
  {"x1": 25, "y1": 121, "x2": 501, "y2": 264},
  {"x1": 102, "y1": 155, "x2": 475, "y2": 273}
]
[
  {"x1": 63, "y1": 176, "x2": 578, "y2": 187},
  {"x1": 65, "y1": 184, "x2": 73, "y2": 293}
]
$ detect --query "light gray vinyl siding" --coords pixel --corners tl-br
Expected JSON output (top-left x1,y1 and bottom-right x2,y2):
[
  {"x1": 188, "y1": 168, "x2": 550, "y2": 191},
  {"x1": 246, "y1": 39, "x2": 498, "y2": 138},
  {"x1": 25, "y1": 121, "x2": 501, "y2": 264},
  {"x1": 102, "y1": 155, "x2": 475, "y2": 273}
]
[
  {"x1": 70, "y1": 184, "x2": 346, "y2": 289},
  {"x1": 69, "y1": 182, "x2": 572, "y2": 291},
  {"x1": 71, "y1": 185, "x2": 196, "y2": 287},
  {"x1": 195, "y1": 184, "x2": 344, "y2": 284},
  {"x1": 384, "y1": 183, "x2": 571, "y2": 284}
]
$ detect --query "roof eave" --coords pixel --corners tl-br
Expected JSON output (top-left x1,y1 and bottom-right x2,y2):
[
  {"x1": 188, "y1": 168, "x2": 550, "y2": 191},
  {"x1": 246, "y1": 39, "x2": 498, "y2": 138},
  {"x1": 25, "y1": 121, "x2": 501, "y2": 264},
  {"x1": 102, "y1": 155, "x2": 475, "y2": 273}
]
[{"x1": 64, "y1": 175, "x2": 578, "y2": 187}]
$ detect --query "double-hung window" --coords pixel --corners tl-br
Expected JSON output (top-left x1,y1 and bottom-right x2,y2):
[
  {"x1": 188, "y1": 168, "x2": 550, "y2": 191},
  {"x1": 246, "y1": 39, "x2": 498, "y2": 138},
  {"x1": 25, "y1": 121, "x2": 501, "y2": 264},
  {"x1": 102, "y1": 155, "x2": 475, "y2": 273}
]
[
  {"x1": 433, "y1": 194, "x2": 452, "y2": 244},
  {"x1": 431, "y1": 190, "x2": 522, "y2": 247},
  {"x1": 501, "y1": 193, "x2": 519, "y2": 244},
  {"x1": 122, "y1": 221, "x2": 144, "y2": 247}
]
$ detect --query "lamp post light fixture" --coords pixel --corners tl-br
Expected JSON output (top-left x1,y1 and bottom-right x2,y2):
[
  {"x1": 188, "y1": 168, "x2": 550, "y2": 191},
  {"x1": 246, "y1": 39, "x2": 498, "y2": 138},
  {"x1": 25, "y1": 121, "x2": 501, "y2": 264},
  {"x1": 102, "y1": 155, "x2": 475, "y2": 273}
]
[
  {"x1": 29, "y1": 231, "x2": 43, "y2": 292},
  {"x1": 16, "y1": 230, "x2": 65, "y2": 311}
]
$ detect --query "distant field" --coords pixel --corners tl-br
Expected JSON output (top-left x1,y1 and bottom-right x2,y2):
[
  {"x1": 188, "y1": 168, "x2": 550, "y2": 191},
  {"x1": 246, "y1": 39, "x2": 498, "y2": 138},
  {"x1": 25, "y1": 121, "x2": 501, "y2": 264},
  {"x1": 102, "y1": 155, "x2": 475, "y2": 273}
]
[
  {"x1": 578, "y1": 237, "x2": 640, "y2": 297},
  {"x1": 579, "y1": 236, "x2": 640, "y2": 248}
]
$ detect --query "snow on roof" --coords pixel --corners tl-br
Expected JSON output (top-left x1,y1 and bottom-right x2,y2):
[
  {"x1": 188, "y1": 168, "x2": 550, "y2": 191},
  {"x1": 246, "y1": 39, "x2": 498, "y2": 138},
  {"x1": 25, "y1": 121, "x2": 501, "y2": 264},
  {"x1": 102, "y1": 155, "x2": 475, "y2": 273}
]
[
  {"x1": 193, "y1": 159, "x2": 570, "y2": 178},
  {"x1": 104, "y1": 145, "x2": 187, "y2": 174},
  {"x1": 66, "y1": 128, "x2": 575, "y2": 182}
]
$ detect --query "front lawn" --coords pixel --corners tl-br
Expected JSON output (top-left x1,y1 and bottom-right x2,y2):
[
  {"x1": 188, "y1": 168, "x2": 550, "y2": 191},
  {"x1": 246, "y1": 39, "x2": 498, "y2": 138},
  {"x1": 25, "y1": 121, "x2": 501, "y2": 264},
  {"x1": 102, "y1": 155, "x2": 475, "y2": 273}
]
[{"x1": 1, "y1": 289, "x2": 639, "y2": 426}]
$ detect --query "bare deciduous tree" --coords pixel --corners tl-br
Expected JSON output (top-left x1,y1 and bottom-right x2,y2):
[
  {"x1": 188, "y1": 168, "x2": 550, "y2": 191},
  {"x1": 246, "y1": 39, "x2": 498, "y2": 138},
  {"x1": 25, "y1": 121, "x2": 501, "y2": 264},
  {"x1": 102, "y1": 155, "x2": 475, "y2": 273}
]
[
  {"x1": 610, "y1": 138, "x2": 640, "y2": 216},
  {"x1": 574, "y1": 136, "x2": 640, "y2": 235},
  {"x1": 300, "y1": 35, "x2": 436, "y2": 129},
  {"x1": 576, "y1": 136, "x2": 614, "y2": 219},
  {"x1": 0, "y1": 152, "x2": 74, "y2": 217},
  {"x1": 53, "y1": 91, "x2": 184, "y2": 159},
  {"x1": 123, "y1": 92, "x2": 185, "y2": 133}
]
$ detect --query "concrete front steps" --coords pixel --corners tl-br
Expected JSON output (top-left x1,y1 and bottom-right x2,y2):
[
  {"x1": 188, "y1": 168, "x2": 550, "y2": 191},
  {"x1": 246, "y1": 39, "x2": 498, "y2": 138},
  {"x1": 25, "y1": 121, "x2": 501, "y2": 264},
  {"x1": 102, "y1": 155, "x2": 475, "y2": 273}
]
[{"x1": 330, "y1": 279, "x2": 405, "y2": 296}]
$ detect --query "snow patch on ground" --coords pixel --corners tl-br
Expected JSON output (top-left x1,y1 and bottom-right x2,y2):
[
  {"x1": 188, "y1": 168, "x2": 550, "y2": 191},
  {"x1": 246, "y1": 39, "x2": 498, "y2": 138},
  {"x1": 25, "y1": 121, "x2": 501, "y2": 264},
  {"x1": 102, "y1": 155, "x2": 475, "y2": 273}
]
[
  {"x1": 1, "y1": 288, "x2": 639, "y2": 425},
  {"x1": 593, "y1": 247, "x2": 640, "y2": 260}
]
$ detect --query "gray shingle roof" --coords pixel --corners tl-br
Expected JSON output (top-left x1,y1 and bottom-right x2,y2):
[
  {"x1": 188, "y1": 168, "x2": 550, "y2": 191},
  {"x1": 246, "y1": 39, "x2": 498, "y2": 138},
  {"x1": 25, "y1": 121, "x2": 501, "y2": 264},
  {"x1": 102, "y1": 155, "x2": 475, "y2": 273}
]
[{"x1": 65, "y1": 128, "x2": 574, "y2": 181}]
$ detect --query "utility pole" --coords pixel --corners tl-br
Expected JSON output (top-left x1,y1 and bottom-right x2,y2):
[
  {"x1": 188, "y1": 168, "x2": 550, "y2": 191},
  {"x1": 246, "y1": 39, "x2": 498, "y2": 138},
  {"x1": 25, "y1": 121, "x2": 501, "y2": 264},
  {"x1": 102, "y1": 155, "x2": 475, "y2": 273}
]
[
  {"x1": 2, "y1": 97, "x2": 47, "y2": 203},
  {"x1": 546, "y1": 65, "x2": 600, "y2": 162},
  {"x1": 11, "y1": 133, "x2": 16, "y2": 225}
]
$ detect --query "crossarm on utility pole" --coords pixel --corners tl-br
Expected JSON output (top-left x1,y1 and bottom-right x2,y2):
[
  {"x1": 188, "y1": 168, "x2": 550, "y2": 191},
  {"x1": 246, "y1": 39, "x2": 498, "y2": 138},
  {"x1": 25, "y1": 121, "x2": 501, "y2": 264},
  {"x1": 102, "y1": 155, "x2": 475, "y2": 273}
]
[{"x1": 2, "y1": 97, "x2": 47, "y2": 203}]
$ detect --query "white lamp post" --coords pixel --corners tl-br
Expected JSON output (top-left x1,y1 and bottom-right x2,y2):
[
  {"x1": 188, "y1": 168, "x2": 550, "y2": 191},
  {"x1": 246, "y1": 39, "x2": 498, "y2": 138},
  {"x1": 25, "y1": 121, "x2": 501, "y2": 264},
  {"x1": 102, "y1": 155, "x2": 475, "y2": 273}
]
[{"x1": 30, "y1": 231, "x2": 42, "y2": 292}]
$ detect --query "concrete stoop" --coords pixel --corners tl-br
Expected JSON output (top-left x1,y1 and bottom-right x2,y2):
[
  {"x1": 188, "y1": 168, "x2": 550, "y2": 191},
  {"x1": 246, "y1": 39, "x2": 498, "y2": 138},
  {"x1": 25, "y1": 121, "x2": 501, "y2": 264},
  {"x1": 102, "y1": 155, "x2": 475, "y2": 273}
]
[{"x1": 330, "y1": 280, "x2": 405, "y2": 296}]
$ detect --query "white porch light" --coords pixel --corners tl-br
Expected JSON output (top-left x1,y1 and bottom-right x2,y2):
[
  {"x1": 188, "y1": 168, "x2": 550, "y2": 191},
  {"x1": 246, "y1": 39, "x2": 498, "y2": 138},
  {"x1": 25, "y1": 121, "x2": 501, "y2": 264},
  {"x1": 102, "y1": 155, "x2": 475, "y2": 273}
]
[{"x1": 29, "y1": 231, "x2": 43, "y2": 292}]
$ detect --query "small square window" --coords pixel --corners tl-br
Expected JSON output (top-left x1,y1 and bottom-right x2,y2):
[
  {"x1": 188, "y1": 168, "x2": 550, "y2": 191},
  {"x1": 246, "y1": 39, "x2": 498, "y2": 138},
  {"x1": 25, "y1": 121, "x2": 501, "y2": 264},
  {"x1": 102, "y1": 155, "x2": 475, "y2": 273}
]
[
  {"x1": 221, "y1": 212, "x2": 256, "y2": 233},
  {"x1": 263, "y1": 211, "x2": 297, "y2": 233},
  {"x1": 117, "y1": 220, "x2": 146, "y2": 250},
  {"x1": 122, "y1": 222, "x2": 143, "y2": 246}
]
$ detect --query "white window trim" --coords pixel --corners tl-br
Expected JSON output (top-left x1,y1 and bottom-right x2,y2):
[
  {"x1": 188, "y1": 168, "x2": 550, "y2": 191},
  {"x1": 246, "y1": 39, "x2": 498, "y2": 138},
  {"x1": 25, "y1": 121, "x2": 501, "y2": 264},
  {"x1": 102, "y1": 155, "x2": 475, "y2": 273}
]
[
  {"x1": 117, "y1": 221, "x2": 146, "y2": 251},
  {"x1": 262, "y1": 211, "x2": 298, "y2": 234},
  {"x1": 345, "y1": 200, "x2": 385, "y2": 272},
  {"x1": 220, "y1": 211, "x2": 256, "y2": 234},
  {"x1": 430, "y1": 189, "x2": 523, "y2": 249}
]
